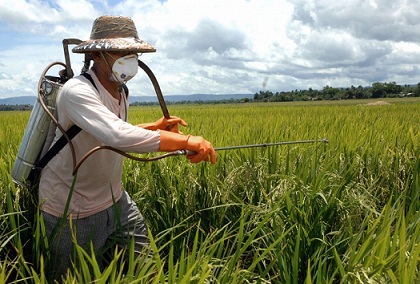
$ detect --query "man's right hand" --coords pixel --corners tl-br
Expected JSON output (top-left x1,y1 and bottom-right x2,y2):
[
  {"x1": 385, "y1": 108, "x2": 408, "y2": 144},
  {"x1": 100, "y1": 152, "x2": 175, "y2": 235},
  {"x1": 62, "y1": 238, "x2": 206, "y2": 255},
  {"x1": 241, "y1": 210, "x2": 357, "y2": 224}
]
[{"x1": 159, "y1": 131, "x2": 216, "y2": 164}]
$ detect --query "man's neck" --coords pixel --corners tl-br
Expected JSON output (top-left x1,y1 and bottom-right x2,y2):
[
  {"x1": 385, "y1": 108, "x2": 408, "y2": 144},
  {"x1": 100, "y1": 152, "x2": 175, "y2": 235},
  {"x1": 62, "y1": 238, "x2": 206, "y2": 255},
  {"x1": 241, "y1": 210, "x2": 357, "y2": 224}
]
[{"x1": 91, "y1": 66, "x2": 121, "y2": 100}]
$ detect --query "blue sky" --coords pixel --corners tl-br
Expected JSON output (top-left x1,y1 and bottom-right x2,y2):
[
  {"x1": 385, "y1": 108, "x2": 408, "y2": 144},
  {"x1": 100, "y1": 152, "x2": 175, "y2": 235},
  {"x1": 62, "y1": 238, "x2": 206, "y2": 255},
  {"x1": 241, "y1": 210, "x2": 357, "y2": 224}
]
[{"x1": 1, "y1": 0, "x2": 420, "y2": 99}]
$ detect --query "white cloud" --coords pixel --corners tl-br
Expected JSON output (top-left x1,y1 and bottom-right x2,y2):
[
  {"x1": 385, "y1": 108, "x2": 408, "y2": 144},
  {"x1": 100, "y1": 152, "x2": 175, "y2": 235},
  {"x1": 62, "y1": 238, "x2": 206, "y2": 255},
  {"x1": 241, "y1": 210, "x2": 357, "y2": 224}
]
[{"x1": 1, "y1": 0, "x2": 420, "y2": 99}]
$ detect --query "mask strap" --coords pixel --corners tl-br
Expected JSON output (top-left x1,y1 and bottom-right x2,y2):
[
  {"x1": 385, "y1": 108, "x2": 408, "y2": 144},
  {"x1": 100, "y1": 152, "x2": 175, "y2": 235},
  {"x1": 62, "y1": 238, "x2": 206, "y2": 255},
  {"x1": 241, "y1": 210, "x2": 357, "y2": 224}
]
[
  {"x1": 100, "y1": 52, "x2": 124, "y2": 85},
  {"x1": 100, "y1": 52, "x2": 113, "y2": 70}
]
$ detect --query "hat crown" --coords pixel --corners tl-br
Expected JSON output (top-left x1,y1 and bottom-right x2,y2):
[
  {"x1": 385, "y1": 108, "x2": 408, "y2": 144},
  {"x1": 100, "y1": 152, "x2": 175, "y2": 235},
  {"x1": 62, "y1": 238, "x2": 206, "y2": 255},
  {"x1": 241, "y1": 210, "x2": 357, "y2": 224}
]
[
  {"x1": 72, "y1": 15, "x2": 156, "y2": 53},
  {"x1": 90, "y1": 16, "x2": 139, "y2": 39}
]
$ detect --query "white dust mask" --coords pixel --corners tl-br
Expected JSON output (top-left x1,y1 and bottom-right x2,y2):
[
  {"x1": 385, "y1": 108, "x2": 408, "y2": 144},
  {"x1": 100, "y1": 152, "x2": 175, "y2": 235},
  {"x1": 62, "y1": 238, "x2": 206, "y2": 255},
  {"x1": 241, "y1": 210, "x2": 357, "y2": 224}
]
[{"x1": 110, "y1": 54, "x2": 139, "y2": 83}]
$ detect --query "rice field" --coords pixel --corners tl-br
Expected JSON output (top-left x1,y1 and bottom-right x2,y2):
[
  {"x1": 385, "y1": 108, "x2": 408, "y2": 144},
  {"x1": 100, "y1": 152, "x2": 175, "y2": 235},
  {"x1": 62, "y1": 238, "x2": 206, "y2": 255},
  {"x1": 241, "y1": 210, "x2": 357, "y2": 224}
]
[{"x1": 1, "y1": 98, "x2": 419, "y2": 283}]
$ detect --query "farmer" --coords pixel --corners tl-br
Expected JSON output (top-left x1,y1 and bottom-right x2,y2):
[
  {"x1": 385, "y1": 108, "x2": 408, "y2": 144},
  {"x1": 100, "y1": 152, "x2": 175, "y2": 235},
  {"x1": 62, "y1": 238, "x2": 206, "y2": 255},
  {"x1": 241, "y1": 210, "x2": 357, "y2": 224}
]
[{"x1": 38, "y1": 15, "x2": 216, "y2": 279}]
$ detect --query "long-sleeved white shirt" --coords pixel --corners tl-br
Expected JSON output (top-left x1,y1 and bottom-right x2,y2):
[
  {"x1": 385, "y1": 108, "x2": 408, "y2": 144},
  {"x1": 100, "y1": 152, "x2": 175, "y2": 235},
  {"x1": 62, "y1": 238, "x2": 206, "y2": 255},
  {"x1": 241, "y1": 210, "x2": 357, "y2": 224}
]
[{"x1": 39, "y1": 69, "x2": 160, "y2": 218}]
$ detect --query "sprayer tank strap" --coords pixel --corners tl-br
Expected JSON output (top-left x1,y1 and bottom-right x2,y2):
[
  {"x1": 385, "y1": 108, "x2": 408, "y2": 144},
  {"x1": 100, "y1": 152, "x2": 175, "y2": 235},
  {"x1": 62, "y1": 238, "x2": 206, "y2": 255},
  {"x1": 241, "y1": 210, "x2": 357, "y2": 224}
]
[
  {"x1": 35, "y1": 125, "x2": 81, "y2": 169},
  {"x1": 82, "y1": 72, "x2": 98, "y2": 90}
]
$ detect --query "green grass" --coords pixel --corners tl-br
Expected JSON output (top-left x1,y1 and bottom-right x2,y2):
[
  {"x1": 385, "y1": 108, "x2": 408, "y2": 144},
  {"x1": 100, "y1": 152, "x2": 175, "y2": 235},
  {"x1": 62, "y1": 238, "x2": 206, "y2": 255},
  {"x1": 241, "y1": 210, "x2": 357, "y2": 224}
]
[{"x1": 0, "y1": 98, "x2": 419, "y2": 283}]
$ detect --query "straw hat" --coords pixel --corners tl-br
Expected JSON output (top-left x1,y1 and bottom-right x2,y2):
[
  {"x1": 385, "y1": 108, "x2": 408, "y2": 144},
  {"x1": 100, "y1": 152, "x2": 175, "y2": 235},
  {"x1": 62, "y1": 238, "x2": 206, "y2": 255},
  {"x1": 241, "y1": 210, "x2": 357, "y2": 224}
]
[{"x1": 72, "y1": 15, "x2": 156, "y2": 53}]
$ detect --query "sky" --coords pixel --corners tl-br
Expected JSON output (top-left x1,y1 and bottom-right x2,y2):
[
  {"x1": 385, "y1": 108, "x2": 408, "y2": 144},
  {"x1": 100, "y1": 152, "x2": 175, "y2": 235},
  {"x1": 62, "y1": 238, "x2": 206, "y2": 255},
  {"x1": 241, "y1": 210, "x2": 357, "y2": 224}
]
[{"x1": 1, "y1": 0, "x2": 420, "y2": 99}]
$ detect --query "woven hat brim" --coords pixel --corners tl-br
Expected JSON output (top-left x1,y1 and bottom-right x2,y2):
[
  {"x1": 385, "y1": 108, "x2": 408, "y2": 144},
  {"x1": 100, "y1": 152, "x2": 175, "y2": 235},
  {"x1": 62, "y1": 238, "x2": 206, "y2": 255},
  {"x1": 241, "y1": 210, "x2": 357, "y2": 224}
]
[{"x1": 72, "y1": 37, "x2": 156, "y2": 53}]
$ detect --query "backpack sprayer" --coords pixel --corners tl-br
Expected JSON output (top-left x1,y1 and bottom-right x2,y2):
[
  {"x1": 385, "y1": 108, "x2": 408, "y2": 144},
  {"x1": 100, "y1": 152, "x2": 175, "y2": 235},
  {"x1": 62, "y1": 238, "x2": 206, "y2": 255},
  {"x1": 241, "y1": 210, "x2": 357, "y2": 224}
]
[
  {"x1": 11, "y1": 39, "x2": 86, "y2": 187},
  {"x1": 11, "y1": 38, "x2": 328, "y2": 188}
]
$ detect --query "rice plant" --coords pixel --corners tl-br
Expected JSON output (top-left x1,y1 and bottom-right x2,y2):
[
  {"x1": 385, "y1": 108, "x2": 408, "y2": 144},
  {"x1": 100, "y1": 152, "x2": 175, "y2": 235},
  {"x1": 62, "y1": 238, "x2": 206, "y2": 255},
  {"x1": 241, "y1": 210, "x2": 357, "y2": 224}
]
[{"x1": 0, "y1": 98, "x2": 419, "y2": 283}]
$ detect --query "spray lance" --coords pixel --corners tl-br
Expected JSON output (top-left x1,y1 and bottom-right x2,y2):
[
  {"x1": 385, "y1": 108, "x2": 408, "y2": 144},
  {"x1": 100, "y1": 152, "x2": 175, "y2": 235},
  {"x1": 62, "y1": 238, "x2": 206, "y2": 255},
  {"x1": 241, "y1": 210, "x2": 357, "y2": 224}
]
[{"x1": 72, "y1": 59, "x2": 328, "y2": 174}]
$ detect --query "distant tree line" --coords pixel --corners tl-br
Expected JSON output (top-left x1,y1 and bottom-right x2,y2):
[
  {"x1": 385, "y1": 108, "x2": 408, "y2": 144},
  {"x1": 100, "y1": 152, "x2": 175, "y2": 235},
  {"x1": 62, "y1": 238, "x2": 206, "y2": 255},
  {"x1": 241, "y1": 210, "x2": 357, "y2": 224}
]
[
  {"x1": 2, "y1": 81, "x2": 419, "y2": 110},
  {"x1": 0, "y1": 104, "x2": 32, "y2": 111},
  {"x1": 253, "y1": 82, "x2": 420, "y2": 102},
  {"x1": 129, "y1": 98, "x2": 251, "y2": 107}
]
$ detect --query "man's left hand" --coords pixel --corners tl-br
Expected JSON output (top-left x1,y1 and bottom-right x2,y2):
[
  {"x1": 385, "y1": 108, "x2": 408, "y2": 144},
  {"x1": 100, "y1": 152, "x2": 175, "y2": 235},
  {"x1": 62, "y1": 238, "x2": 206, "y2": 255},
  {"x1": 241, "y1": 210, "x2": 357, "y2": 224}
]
[{"x1": 138, "y1": 116, "x2": 187, "y2": 133}]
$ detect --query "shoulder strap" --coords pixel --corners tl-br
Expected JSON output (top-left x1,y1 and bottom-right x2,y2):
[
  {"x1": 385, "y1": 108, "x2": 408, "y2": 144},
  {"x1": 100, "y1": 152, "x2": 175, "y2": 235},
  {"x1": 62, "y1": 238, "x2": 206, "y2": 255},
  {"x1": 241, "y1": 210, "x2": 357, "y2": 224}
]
[
  {"x1": 35, "y1": 124, "x2": 81, "y2": 169},
  {"x1": 81, "y1": 72, "x2": 98, "y2": 90},
  {"x1": 29, "y1": 124, "x2": 81, "y2": 184}
]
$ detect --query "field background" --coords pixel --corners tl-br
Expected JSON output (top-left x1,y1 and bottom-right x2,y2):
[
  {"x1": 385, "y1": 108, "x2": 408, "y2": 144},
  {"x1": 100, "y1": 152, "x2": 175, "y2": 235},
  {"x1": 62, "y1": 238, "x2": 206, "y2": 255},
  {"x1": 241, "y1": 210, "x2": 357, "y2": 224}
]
[{"x1": 0, "y1": 98, "x2": 419, "y2": 283}]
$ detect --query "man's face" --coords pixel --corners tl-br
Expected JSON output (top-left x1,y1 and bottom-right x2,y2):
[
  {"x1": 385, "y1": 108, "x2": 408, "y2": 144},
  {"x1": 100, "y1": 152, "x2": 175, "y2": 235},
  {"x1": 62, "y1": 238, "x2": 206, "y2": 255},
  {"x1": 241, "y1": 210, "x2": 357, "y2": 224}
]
[
  {"x1": 106, "y1": 52, "x2": 139, "y2": 82},
  {"x1": 94, "y1": 51, "x2": 138, "y2": 82}
]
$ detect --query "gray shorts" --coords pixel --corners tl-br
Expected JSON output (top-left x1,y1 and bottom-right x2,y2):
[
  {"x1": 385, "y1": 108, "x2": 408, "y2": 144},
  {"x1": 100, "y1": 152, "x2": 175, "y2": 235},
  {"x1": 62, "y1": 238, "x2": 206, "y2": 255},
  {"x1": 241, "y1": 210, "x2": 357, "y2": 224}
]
[{"x1": 43, "y1": 191, "x2": 151, "y2": 278}]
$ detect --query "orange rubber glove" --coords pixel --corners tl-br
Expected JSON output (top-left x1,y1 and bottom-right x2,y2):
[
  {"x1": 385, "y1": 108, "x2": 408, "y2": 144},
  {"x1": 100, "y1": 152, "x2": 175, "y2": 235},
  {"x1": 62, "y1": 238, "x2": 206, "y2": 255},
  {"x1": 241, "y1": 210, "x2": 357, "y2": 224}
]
[
  {"x1": 159, "y1": 131, "x2": 216, "y2": 164},
  {"x1": 138, "y1": 116, "x2": 187, "y2": 133}
]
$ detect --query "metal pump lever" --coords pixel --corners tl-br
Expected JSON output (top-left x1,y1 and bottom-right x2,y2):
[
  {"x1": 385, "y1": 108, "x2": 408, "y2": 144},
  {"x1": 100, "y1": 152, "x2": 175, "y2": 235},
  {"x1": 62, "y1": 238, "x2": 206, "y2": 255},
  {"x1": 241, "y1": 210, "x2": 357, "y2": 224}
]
[{"x1": 137, "y1": 59, "x2": 171, "y2": 120}]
